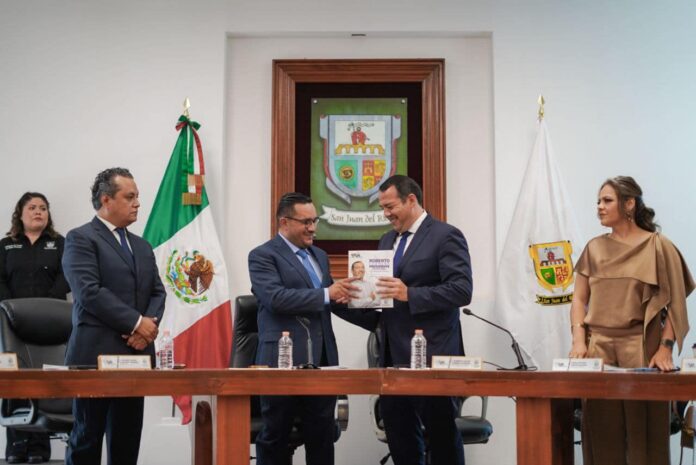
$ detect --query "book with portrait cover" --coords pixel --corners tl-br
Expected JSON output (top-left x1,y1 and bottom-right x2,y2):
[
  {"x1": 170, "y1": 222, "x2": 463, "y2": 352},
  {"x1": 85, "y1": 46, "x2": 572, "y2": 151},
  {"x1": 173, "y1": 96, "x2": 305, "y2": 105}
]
[{"x1": 347, "y1": 250, "x2": 393, "y2": 308}]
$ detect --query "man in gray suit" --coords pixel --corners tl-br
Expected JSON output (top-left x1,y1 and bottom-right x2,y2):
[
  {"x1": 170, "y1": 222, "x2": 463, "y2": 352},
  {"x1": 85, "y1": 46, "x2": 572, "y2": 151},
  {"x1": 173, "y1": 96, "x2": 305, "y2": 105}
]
[{"x1": 62, "y1": 167, "x2": 166, "y2": 465}]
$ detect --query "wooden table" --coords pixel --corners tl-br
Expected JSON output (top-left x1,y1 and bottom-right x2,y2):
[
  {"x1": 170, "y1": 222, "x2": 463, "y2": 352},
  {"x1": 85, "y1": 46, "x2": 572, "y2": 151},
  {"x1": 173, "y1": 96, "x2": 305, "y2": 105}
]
[{"x1": 1, "y1": 368, "x2": 693, "y2": 465}]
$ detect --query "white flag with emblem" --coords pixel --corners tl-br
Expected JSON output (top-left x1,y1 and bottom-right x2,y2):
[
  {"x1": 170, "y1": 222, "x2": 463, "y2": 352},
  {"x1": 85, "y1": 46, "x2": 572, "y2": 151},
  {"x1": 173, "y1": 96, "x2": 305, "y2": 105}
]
[{"x1": 492, "y1": 118, "x2": 583, "y2": 370}]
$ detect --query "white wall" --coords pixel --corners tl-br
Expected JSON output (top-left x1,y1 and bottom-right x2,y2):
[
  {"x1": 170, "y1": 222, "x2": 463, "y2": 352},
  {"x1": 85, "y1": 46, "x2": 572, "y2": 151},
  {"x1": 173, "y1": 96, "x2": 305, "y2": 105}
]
[{"x1": 2, "y1": 1, "x2": 696, "y2": 464}]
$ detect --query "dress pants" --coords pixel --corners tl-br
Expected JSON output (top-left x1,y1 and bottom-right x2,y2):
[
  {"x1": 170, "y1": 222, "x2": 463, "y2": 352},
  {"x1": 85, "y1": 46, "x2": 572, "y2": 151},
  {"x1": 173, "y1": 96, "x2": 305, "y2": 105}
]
[
  {"x1": 256, "y1": 395, "x2": 336, "y2": 465},
  {"x1": 65, "y1": 397, "x2": 144, "y2": 465},
  {"x1": 583, "y1": 328, "x2": 670, "y2": 465},
  {"x1": 380, "y1": 395, "x2": 465, "y2": 465}
]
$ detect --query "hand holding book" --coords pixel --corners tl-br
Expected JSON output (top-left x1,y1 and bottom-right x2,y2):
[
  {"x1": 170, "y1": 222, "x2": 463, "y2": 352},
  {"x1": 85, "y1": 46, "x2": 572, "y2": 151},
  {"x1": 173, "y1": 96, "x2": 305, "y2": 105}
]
[
  {"x1": 329, "y1": 277, "x2": 360, "y2": 304},
  {"x1": 376, "y1": 277, "x2": 408, "y2": 302}
]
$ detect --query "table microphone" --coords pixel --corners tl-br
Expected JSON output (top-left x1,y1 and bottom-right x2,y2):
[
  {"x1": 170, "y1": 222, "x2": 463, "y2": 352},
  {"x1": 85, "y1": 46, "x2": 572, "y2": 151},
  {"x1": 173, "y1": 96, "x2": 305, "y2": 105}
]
[
  {"x1": 296, "y1": 316, "x2": 318, "y2": 369},
  {"x1": 462, "y1": 308, "x2": 529, "y2": 371}
]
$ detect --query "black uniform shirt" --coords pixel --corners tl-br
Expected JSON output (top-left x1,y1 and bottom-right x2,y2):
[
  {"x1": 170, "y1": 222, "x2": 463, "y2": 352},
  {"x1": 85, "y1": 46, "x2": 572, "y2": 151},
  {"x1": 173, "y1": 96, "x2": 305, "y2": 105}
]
[{"x1": 0, "y1": 232, "x2": 70, "y2": 300}]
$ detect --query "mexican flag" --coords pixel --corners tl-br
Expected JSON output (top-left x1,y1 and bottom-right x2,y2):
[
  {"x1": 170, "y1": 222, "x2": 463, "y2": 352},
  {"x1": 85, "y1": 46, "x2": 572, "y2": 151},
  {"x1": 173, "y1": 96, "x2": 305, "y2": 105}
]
[{"x1": 143, "y1": 114, "x2": 232, "y2": 424}]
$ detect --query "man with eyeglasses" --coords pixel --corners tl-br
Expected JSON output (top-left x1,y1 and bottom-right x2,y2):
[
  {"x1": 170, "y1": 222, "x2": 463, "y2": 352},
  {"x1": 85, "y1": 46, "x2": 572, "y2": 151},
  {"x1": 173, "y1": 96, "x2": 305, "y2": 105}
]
[{"x1": 248, "y1": 192, "x2": 378, "y2": 465}]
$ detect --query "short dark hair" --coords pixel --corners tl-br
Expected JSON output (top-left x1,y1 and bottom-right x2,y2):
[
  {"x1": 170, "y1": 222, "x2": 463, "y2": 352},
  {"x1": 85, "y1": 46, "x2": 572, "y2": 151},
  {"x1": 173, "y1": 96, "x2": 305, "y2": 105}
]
[
  {"x1": 91, "y1": 168, "x2": 133, "y2": 210},
  {"x1": 351, "y1": 260, "x2": 364, "y2": 272},
  {"x1": 379, "y1": 175, "x2": 422, "y2": 205},
  {"x1": 7, "y1": 192, "x2": 58, "y2": 239},
  {"x1": 276, "y1": 192, "x2": 313, "y2": 221}
]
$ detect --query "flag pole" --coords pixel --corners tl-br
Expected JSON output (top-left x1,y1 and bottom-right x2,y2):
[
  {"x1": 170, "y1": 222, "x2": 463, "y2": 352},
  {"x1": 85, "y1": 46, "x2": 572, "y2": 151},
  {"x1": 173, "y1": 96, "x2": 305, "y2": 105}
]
[{"x1": 537, "y1": 95, "x2": 545, "y2": 121}]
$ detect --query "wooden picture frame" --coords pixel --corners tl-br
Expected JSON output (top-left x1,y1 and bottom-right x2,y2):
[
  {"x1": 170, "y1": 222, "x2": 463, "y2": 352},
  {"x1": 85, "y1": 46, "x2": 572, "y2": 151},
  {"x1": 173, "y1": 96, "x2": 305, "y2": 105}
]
[{"x1": 271, "y1": 59, "x2": 446, "y2": 278}]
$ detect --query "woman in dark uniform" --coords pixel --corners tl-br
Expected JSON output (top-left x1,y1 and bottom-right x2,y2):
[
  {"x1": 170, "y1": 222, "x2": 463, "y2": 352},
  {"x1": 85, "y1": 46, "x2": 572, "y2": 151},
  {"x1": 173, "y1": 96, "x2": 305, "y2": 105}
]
[{"x1": 0, "y1": 192, "x2": 70, "y2": 464}]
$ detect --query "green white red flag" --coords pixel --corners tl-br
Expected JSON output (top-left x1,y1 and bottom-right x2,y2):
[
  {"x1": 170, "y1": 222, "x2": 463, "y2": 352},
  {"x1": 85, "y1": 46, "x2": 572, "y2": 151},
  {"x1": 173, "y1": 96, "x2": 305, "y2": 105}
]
[{"x1": 144, "y1": 114, "x2": 232, "y2": 424}]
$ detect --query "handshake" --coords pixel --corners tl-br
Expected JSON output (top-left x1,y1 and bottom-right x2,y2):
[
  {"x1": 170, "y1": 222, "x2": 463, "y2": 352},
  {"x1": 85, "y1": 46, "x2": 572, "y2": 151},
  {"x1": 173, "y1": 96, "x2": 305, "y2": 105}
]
[{"x1": 122, "y1": 316, "x2": 159, "y2": 351}]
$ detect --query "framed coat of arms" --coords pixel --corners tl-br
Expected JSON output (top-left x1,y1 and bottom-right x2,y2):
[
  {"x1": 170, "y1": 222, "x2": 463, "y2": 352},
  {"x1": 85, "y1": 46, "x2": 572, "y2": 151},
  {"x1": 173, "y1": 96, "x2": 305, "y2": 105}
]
[
  {"x1": 313, "y1": 98, "x2": 407, "y2": 241},
  {"x1": 271, "y1": 59, "x2": 446, "y2": 278}
]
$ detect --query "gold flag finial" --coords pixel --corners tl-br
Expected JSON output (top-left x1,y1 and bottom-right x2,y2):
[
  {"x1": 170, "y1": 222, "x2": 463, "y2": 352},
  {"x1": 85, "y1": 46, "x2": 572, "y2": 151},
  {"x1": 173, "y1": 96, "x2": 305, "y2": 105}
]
[
  {"x1": 183, "y1": 97, "x2": 191, "y2": 118},
  {"x1": 537, "y1": 95, "x2": 545, "y2": 121}
]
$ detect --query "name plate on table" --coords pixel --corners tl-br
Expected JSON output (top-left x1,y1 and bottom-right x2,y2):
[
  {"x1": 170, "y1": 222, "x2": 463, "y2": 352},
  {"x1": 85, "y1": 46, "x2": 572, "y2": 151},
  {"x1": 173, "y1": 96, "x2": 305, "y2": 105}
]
[
  {"x1": 0, "y1": 353, "x2": 18, "y2": 370},
  {"x1": 681, "y1": 358, "x2": 696, "y2": 373},
  {"x1": 552, "y1": 358, "x2": 603, "y2": 372},
  {"x1": 97, "y1": 355, "x2": 151, "y2": 370},
  {"x1": 432, "y1": 356, "x2": 483, "y2": 370}
]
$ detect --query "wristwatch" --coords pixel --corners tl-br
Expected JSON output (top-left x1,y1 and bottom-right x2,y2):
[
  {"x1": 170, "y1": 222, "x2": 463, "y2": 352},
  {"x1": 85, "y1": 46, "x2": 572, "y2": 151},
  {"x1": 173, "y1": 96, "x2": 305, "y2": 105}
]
[{"x1": 660, "y1": 338, "x2": 675, "y2": 349}]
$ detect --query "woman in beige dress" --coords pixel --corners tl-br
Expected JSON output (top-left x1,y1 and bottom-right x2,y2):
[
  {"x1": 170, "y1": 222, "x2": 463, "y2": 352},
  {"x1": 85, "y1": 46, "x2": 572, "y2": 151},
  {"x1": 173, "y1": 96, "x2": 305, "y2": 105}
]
[{"x1": 569, "y1": 176, "x2": 694, "y2": 465}]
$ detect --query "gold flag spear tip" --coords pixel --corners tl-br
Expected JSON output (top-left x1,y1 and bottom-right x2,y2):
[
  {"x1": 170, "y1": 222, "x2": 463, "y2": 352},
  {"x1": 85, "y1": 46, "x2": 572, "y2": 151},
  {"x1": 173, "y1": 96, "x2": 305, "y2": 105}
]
[
  {"x1": 183, "y1": 97, "x2": 191, "y2": 118},
  {"x1": 537, "y1": 95, "x2": 545, "y2": 121}
]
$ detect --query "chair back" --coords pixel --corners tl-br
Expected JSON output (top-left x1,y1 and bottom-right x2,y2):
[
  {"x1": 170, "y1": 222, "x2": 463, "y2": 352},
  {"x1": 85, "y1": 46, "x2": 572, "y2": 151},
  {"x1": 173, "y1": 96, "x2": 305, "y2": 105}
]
[
  {"x1": 0, "y1": 298, "x2": 73, "y2": 420},
  {"x1": 230, "y1": 295, "x2": 259, "y2": 368},
  {"x1": 0, "y1": 298, "x2": 72, "y2": 367},
  {"x1": 229, "y1": 295, "x2": 263, "y2": 442}
]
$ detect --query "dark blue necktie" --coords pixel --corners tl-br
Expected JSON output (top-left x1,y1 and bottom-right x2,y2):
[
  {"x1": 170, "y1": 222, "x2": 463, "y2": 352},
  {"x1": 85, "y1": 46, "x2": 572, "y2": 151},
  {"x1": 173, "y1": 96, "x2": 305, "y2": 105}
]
[
  {"x1": 393, "y1": 231, "x2": 412, "y2": 275},
  {"x1": 297, "y1": 249, "x2": 322, "y2": 289},
  {"x1": 116, "y1": 228, "x2": 135, "y2": 265}
]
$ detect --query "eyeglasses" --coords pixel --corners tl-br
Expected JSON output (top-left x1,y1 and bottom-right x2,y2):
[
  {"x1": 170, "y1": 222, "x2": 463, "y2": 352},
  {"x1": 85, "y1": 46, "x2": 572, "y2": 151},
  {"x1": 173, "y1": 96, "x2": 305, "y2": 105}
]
[{"x1": 284, "y1": 216, "x2": 320, "y2": 227}]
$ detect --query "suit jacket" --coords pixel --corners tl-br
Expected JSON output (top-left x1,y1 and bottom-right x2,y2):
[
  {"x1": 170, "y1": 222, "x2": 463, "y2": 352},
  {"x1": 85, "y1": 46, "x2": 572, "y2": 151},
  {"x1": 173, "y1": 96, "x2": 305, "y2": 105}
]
[
  {"x1": 249, "y1": 234, "x2": 377, "y2": 367},
  {"x1": 378, "y1": 215, "x2": 473, "y2": 366},
  {"x1": 62, "y1": 217, "x2": 166, "y2": 365}
]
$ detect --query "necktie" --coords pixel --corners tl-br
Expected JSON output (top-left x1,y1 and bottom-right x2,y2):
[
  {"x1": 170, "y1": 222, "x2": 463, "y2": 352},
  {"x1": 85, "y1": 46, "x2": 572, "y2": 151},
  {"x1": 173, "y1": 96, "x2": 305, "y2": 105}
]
[
  {"x1": 297, "y1": 249, "x2": 322, "y2": 289},
  {"x1": 393, "y1": 231, "x2": 412, "y2": 275},
  {"x1": 116, "y1": 228, "x2": 135, "y2": 265}
]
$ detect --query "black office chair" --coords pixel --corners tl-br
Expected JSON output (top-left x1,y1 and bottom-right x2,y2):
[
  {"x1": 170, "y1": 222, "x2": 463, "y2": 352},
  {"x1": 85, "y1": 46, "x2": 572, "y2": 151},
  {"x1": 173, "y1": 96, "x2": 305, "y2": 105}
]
[
  {"x1": 366, "y1": 328, "x2": 493, "y2": 465},
  {"x1": 230, "y1": 295, "x2": 349, "y2": 461},
  {"x1": 0, "y1": 298, "x2": 74, "y2": 438}
]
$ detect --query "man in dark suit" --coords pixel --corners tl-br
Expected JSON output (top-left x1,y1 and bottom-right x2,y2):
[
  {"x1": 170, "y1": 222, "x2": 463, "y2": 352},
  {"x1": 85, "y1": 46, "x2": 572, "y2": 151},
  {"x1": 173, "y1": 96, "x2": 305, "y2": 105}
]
[
  {"x1": 248, "y1": 192, "x2": 376, "y2": 465},
  {"x1": 375, "y1": 175, "x2": 473, "y2": 465},
  {"x1": 62, "y1": 167, "x2": 166, "y2": 465}
]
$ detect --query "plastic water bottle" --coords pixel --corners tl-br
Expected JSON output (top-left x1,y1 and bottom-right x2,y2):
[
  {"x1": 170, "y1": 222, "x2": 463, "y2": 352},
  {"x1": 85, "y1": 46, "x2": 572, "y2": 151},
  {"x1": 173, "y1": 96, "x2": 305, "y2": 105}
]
[
  {"x1": 278, "y1": 331, "x2": 293, "y2": 369},
  {"x1": 158, "y1": 329, "x2": 174, "y2": 370},
  {"x1": 410, "y1": 329, "x2": 427, "y2": 369}
]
